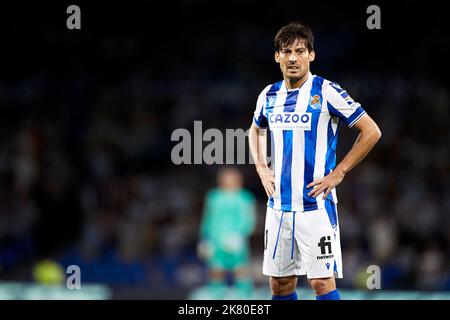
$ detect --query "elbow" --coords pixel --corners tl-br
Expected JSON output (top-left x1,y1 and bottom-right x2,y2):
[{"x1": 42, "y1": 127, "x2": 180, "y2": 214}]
[
  {"x1": 376, "y1": 125, "x2": 382, "y2": 140},
  {"x1": 362, "y1": 123, "x2": 381, "y2": 145},
  {"x1": 249, "y1": 124, "x2": 261, "y2": 137},
  {"x1": 373, "y1": 125, "x2": 382, "y2": 143}
]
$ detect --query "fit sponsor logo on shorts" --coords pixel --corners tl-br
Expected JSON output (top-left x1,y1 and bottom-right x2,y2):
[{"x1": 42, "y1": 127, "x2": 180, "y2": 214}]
[{"x1": 317, "y1": 235, "x2": 334, "y2": 260}]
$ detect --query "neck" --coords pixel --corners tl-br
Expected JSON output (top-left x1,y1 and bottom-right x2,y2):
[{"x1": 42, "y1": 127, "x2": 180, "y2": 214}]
[{"x1": 285, "y1": 72, "x2": 310, "y2": 90}]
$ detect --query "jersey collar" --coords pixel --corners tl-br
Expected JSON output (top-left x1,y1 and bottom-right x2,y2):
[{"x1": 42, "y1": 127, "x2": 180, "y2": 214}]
[{"x1": 283, "y1": 71, "x2": 314, "y2": 92}]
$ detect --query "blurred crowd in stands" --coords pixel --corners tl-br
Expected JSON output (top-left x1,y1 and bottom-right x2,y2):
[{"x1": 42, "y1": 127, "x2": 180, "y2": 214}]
[{"x1": 0, "y1": 2, "x2": 448, "y2": 297}]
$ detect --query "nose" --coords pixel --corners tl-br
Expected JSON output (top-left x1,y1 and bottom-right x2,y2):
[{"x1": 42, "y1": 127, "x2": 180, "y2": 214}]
[{"x1": 288, "y1": 52, "x2": 298, "y2": 62}]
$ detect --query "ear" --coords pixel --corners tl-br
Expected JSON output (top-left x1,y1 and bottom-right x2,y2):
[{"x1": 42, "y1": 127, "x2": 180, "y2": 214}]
[
  {"x1": 309, "y1": 50, "x2": 315, "y2": 62},
  {"x1": 274, "y1": 51, "x2": 280, "y2": 63}
]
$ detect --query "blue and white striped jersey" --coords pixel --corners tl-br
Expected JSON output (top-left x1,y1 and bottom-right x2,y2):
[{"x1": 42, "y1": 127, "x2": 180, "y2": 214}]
[{"x1": 252, "y1": 72, "x2": 366, "y2": 212}]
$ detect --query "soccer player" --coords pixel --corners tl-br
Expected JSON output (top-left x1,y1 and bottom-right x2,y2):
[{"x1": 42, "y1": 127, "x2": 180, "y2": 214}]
[
  {"x1": 198, "y1": 167, "x2": 256, "y2": 298},
  {"x1": 248, "y1": 22, "x2": 381, "y2": 300}
]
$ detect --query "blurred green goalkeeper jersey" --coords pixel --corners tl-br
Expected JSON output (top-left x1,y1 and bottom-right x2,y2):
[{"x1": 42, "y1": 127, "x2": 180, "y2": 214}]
[{"x1": 200, "y1": 188, "x2": 256, "y2": 269}]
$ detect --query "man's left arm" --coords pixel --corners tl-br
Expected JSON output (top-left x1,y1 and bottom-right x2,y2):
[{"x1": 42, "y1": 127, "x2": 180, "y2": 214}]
[{"x1": 307, "y1": 113, "x2": 382, "y2": 199}]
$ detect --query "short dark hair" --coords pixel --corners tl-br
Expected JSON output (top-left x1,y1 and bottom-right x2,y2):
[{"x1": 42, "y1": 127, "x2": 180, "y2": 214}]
[{"x1": 274, "y1": 22, "x2": 314, "y2": 52}]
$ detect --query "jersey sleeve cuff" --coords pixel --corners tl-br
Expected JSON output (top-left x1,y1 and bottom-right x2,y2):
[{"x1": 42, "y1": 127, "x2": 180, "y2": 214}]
[
  {"x1": 253, "y1": 116, "x2": 268, "y2": 128},
  {"x1": 347, "y1": 107, "x2": 366, "y2": 128}
]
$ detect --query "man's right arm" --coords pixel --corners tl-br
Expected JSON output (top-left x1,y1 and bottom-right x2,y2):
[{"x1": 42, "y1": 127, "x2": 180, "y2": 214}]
[{"x1": 248, "y1": 122, "x2": 275, "y2": 197}]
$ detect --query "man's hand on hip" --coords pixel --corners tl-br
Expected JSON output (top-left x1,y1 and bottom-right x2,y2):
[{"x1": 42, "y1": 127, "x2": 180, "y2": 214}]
[{"x1": 307, "y1": 169, "x2": 345, "y2": 199}]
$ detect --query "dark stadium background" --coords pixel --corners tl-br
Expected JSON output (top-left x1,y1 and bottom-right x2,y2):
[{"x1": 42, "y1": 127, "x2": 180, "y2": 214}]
[{"x1": 0, "y1": 1, "x2": 448, "y2": 299}]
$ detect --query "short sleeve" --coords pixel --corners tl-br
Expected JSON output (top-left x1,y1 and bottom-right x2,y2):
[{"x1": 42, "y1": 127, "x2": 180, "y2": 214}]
[
  {"x1": 252, "y1": 86, "x2": 270, "y2": 128},
  {"x1": 325, "y1": 81, "x2": 366, "y2": 128}
]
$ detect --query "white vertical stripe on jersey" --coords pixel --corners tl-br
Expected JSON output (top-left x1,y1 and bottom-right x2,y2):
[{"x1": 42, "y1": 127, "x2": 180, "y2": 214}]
[
  {"x1": 313, "y1": 96, "x2": 331, "y2": 202},
  {"x1": 291, "y1": 129, "x2": 305, "y2": 211},
  {"x1": 272, "y1": 83, "x2": 287, "y2": 209},
  {"x1": 272, "y1": 129, "x2": 284, "y2": 210}
]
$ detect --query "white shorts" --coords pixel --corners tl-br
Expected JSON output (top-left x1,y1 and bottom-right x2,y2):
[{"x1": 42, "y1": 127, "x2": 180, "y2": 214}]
[{"x1": 262, "y1": 200, "x2": 343, "y2": 279}]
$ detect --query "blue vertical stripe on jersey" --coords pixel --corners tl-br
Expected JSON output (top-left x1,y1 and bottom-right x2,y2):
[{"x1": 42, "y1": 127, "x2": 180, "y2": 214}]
[
  {"x1": 283, "y1": 90, "x2": 298, "y2": 112},
  {"x1": 280, "y1": 90, "x2": 299, "y2": 210},
  {"x1": 325, "y1": 118, "x2": 338, "y2": 176},
  {"x1": 302, "y1": 76, "x2": 324, "y2": 211},
  {"x1": 280, "y1": 131, "x2": 293, "y2": 209},
  {"x1": 324, "y1": 118, "x2": 339, "y2": 202}
]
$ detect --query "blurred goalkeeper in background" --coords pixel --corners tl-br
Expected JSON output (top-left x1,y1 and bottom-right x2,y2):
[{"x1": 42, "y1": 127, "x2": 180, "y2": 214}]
[{"x1": 197, "y1": 167, "x2": 256, "y2": 298}]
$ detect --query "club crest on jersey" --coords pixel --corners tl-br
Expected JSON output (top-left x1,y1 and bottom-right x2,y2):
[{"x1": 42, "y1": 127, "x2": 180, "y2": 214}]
[
  {"x1": 268, "y1": 112, "x2": 311, "y2": 130},
  {"x1": 309, "y1": 94, "x2": 322, "y2": 110}
]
